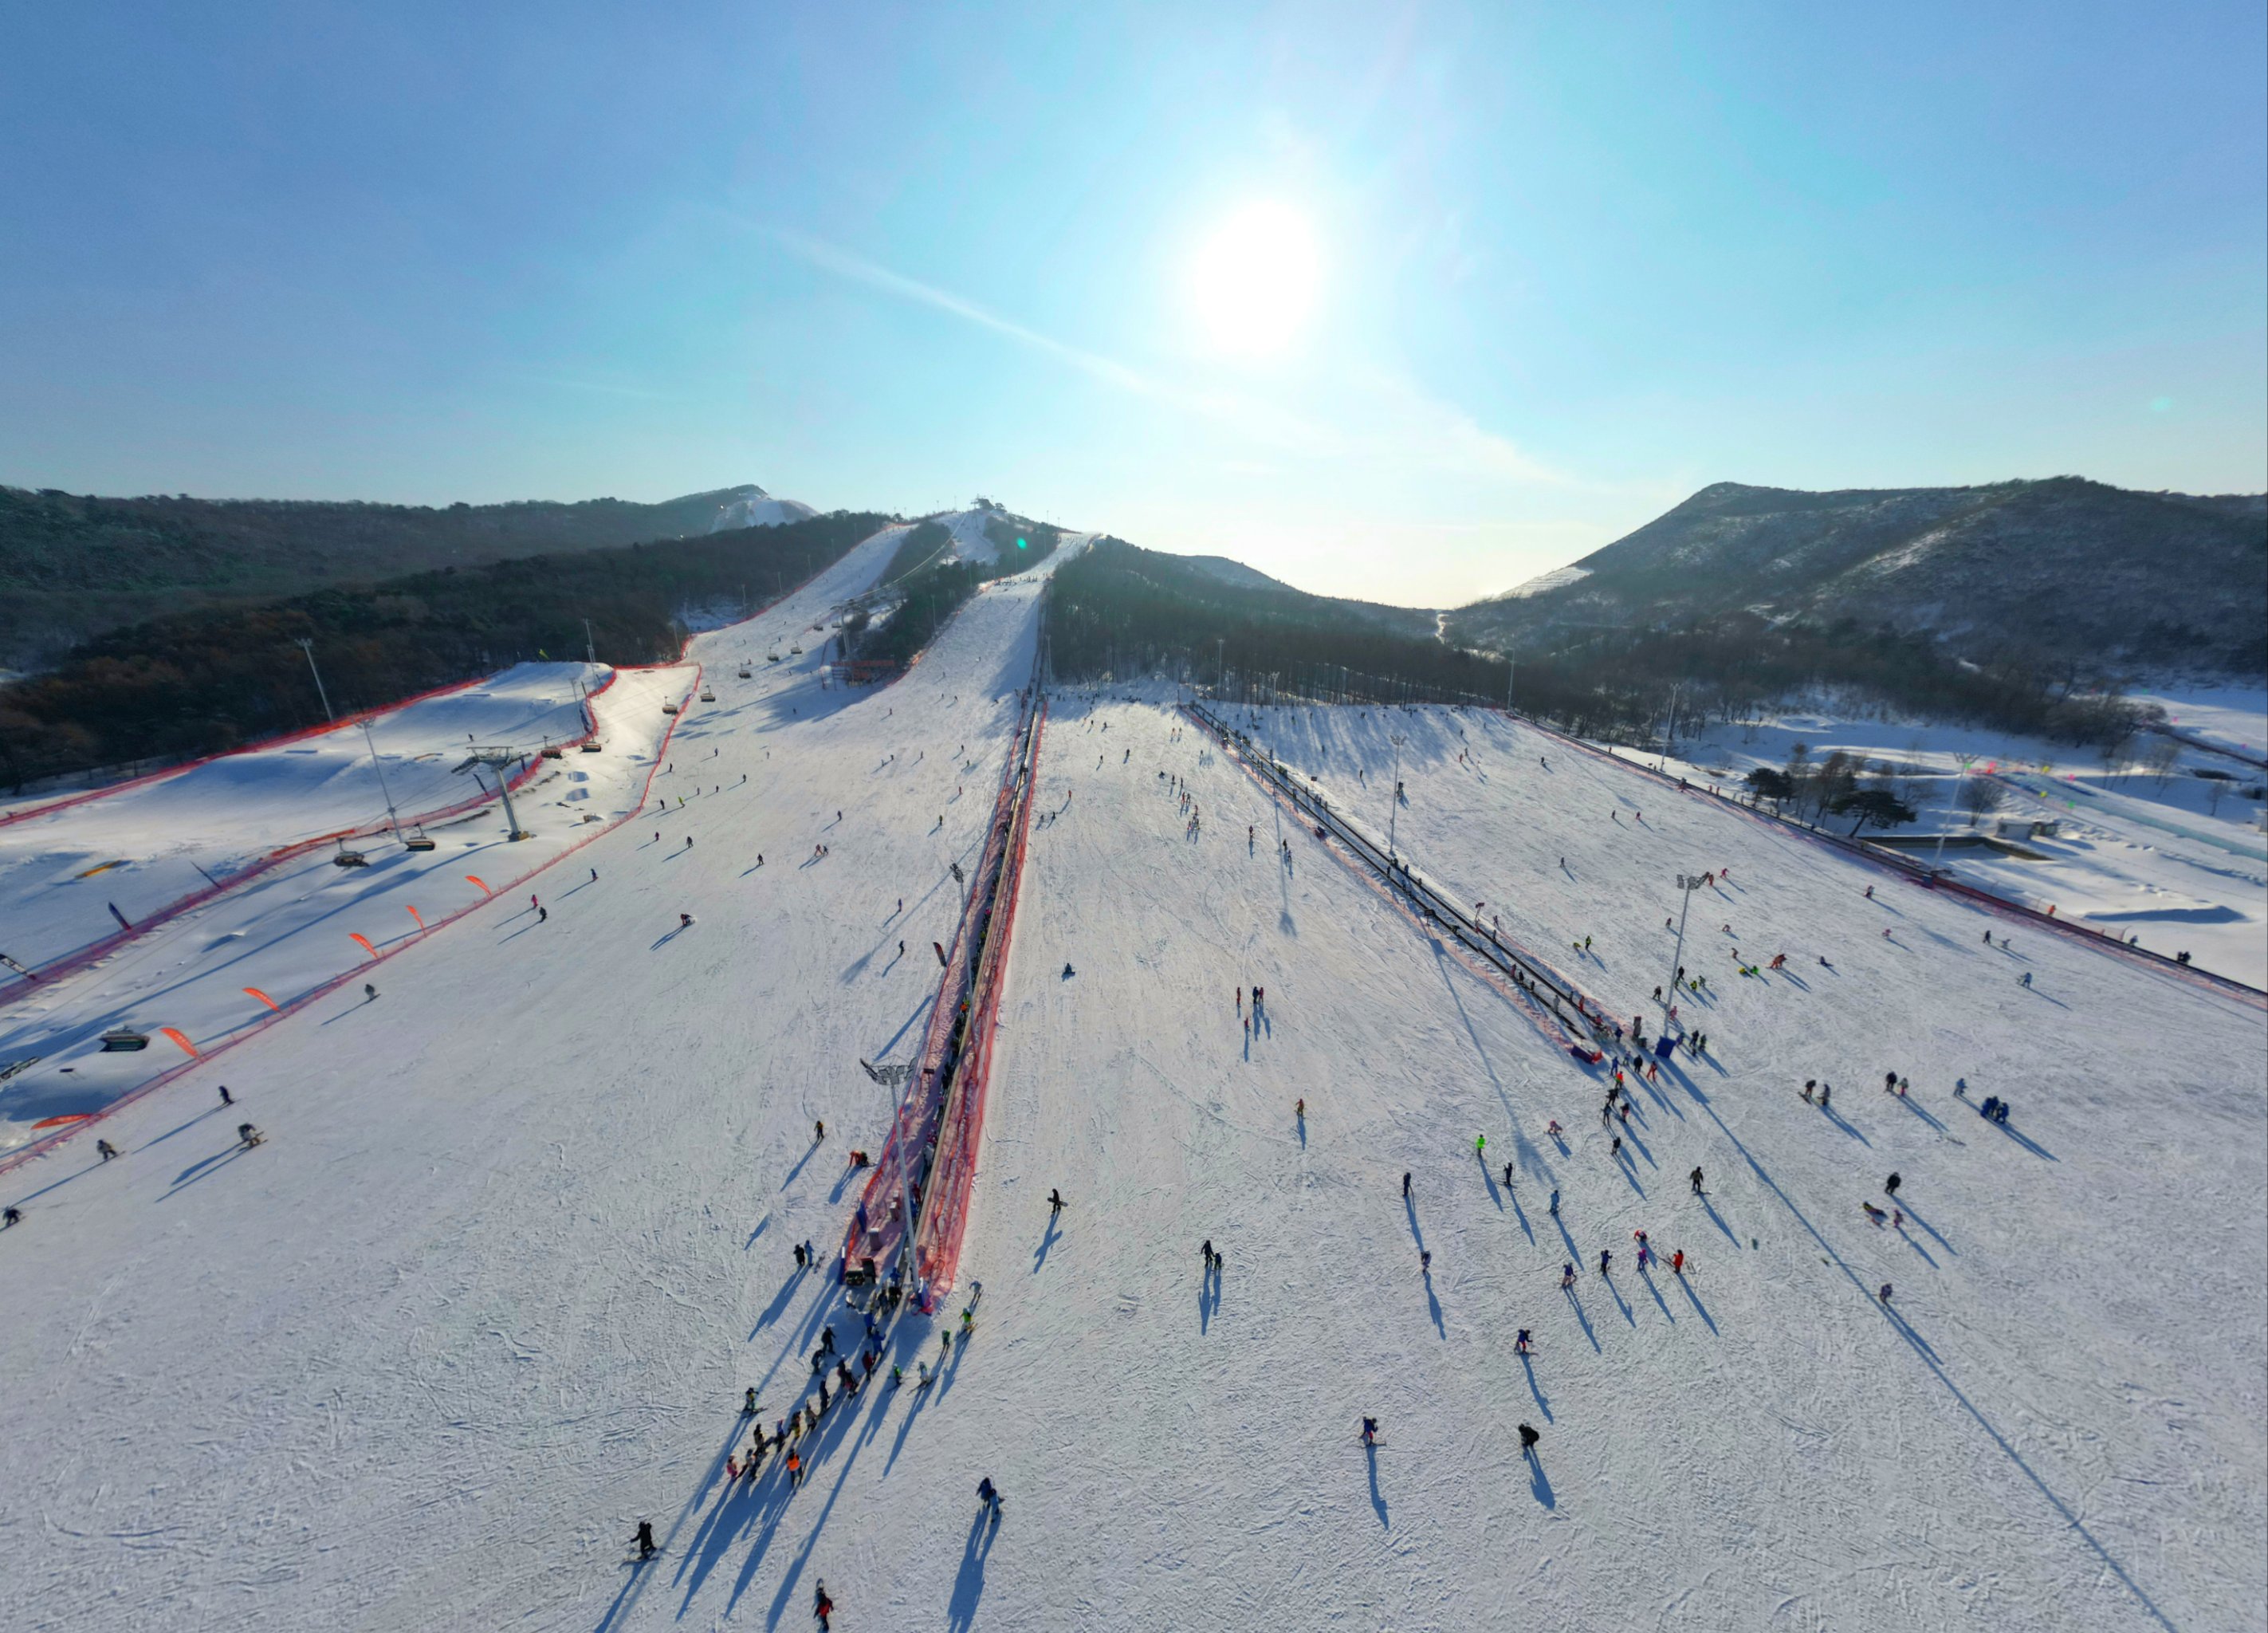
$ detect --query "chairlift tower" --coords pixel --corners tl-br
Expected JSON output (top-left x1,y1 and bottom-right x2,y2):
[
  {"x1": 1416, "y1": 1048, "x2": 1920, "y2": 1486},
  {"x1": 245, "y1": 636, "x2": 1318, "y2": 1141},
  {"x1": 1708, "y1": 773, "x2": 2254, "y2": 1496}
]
[{"x1": 454, "y1": 747, "x2": 534, "y2": 840}]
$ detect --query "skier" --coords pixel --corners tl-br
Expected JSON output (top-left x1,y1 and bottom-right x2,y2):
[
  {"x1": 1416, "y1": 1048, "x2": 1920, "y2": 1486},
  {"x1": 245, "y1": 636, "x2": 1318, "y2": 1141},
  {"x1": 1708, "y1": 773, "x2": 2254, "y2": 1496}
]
[
  {"x1": 1671, "y1": 1249, "x2": 1685, "y2": 1276},
  {"x1": 218, "y1": 1084, "x2": 234, "y2": 1106},
  {"x1": 816, "y1": 1119, "x2": 825, "y2": 1142},
  {"x1": 635, "y1": 1520, "x2": 656, "y2": 1560},
  {"x1": 1518, "y1": 1422, "x2": 1540, "y2": 1454},
  {"x1": 1611, "y1": 1135, "x2": 1622, "y2": 1159},
  {"x1": 1062, "y1": 962, "x2": 1075, "y2": 979},
  {"x1": 1598, "y1": 1248, "x2": 1613, "y2": 1275},
  {"x1": 96, "y1": 1139, "x2": 120, "y2": 1162},
  {"x1": 1475, "y1": 1133, "x2": 1487, "y2": 1159},
  {"x1": 1690, "y1": 1166, "x2": 1704, "y2": 1194},
  {"x1": 1502, "y1": 1161, "x2": 1515, "y2": 1188},
  {"x1": 1515, "y1": 1328, "x2": 1532, "y2": 1354},
  {"x1": 364, "y1": 983, "x2": 378, "y2": 1001},
  {"x1": 2020, "y1": 971, "x2": 2033, "y2": 988},
  {"x1": 1295, "y1": 1097, "x2": 1305, "y2": 1120},
  {"x1": 1560, "y1": 1261, "x2": 1576, "y2": 1289},
  {"x1": 1361, "y1": 1416, "x2": 1378, "y2": 1446},
  {"x1": 977, "y1": 1476, "x2": 1001, "y2": 1521},
  {"x1": 1420, "y1": 1249, "x2": 1433, "y2": 1274},
  {"x1": 538, "y1": 907, "x2": 547, "y2": 923},
  {"x1": 1885, "y1": 1172, "x2": 1901, "y2": 1197},
  {"x1": 813, "y1": 1581, "x2": 832, "y2": 1630},
  {"x1": 1878, "y1": 1283, "x2": 1893, "y2": 1304},
  {"x1": 1549, "y1": 1188, "x2": 1560, "y2": 1214},
  {"x1": 744, "y1": 1387, "x2": 759, "y2": 1415}
]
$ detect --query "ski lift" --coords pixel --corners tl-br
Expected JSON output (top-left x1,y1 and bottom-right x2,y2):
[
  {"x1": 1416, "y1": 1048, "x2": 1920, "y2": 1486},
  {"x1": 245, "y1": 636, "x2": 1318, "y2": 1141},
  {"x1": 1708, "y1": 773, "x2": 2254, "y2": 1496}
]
[
  {"x1": 737, "y1": 667, "x2": 752, "y2": 679},
  {"x1": 662, "y1": 702, "x2": 680, "y2": 716},
  {"x1": 767, "y1": 651, "x2": 783, "y2": 663},
  {"x1": 789, "y1": 643, "x2": 804, "y2": 655},
  {"x1": 332, "y1": 843, "x2": 369, "y2": 868},
  {"x1": 699, "y1": 687, "x2": 717, "y2": 702},
  {"x1": 402, "y1": 826, "x2": 437, "y2": 852},
  {"x1": 99, "y1": 1028, "x2": 150, "y2": 1053},
  {"x1": 541, "y1": 743, "x2": 564, "y2": 759},
  {"x1": 580, "y1": 738, "x2": 602, "y2": 752}
]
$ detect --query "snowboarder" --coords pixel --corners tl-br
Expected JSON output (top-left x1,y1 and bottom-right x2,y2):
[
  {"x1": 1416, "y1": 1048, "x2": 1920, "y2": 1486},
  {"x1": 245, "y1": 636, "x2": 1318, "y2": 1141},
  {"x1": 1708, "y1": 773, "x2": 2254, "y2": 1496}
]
[
  {"x1": 1885, "y1": 1172, "x2": 1901, "y2": 1197},
  {"x1": 1515, "y1": 1328, "x2": 1532, "y2": 1353},
  {"x1": 1049, "y1": 1187, "x2": 1065, "y2": 1215},
  {"x1": 238, "y1": 1123, "x2": 265, "y2": 1148},
  {"x1": 679, "y1": 913, "x2": 693, "y2": 929},
  {"x1": 96, "y1": 1139, "x2": 120, "y2": 1162},
  {"x1": 1361, "y1": 1416, "x2": 1378, "y2": 1446},
  {"x1": 2, "y1": 1206, "x2": 20, "y2": 1228},
  {"x1": 635, "y1": 1520, "x2": 656, "y2": 1560},
  {"x1": 1878, "y1": 1283, "x2": 1893, "y2": 1304},
  {"x1": 1062, "y1": 962, "x2": 1075, "y2": 979},
  {"x1": 1420, "y1": 1249, "x2": 1433, "y2": 1274},
  {"x1": 1518, "y1": 1422, "x2": 1540, "y2": 1454},
  {"x1": 1690, "y1": 1166, "x2": 1704, "y2": 1194},
  {"x1": 364, "y1": 983, "x2": 378, "y2": 1001},
  {"x1": 218, "y1": 1084, "x2": 233, "y2": 1106}
]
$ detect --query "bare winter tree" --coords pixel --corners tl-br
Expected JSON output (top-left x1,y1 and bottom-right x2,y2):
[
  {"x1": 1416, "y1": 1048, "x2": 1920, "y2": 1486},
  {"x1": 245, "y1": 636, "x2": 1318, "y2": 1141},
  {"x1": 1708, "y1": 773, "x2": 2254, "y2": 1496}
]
[{"x1": 1958, "y1": 776, "x2": 2005, "y2": 826}]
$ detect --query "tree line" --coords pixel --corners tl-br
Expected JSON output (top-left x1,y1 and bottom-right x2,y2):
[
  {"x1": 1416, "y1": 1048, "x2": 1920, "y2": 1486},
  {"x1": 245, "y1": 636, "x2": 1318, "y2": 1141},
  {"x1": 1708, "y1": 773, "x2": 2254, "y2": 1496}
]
[{"x1": 0, "y1": 512, "x2": 887, "y2": 789}]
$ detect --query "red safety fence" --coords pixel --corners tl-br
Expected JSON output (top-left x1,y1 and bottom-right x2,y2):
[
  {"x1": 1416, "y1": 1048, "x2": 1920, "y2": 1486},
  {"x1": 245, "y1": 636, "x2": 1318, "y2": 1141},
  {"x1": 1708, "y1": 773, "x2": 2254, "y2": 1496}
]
[
  {"x1": 0, "y1": 665, "x2": 698, "y2": 1177},
  {"x1": 907, "y1": 698, "x2": 1047, "y2": 1295},
  {"x1": 842, "y1": 689, "x2": 1046, "y2": 1297}
]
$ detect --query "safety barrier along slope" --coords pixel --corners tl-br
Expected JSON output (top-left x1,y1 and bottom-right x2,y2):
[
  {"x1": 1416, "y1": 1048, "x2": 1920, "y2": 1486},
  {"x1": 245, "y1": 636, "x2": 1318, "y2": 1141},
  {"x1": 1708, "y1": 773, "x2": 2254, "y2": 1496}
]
[
  {"x1": 0, "y1": 666, "x2": 701, "y2": 1178},
  {"x1": 844, "y1": 683, "x2": 1048, "y2": 1304},
  {"x1": 1185, "y1": 699, "x2": 1621, "y2": 1062}
]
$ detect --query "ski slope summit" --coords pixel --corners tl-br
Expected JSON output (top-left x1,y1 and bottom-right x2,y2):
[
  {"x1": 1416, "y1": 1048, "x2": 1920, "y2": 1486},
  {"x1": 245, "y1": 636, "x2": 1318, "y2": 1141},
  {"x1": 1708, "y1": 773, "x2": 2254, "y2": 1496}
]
[{"x1": 1, "y1": 542, "x2": 2262, "y2": 1633}]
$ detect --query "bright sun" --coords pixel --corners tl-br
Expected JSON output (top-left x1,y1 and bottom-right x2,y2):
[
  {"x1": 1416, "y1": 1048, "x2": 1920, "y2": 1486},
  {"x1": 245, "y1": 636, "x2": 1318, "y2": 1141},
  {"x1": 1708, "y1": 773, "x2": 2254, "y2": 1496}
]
[{"x1": 1187, "y1": 201, "x2": 1323, "y2": 357}]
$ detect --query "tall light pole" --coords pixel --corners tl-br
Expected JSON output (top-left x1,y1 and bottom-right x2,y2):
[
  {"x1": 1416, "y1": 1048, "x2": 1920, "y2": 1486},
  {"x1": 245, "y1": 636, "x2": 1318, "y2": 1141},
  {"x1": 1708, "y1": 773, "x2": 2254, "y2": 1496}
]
[
  {"x1": 584, "y1": 618, "x2": 597, "y2": 666},
  {"x1": 1934, "y1": 753, "x2": 1976, "y2": 871},
  {"x1": 360, "y1": 719, "x2": 403, "y2": 839},
  {"x1": 1387, "y1": 733, "x2": 1407, "y2": 861},
  {"x1": 1661, "y1": 872, "x2": 1704, "y2": 1036},
  {"x1": 295, "y1": 637, "x2": 334, "y2": 723}
]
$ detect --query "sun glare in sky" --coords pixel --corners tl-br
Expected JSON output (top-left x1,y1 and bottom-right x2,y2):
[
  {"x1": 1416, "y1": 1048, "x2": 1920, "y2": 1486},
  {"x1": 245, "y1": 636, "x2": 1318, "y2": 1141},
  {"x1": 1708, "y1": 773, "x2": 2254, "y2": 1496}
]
[{"x1": 1186, "y1": 200, "x2": 1323, "y2": 358}]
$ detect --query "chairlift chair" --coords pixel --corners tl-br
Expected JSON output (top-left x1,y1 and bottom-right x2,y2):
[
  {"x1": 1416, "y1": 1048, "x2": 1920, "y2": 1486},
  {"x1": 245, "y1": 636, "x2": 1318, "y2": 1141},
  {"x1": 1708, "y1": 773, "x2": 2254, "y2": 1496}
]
[
  {"x1": 402, "y1": 826, "x2": 438, "y2": 852},
  {"x1": 699, "y1": 687, "x2": 717, "y2": 702},
  {"x1": 662, "y1": 702, "x2": 680, "y2": 716},
  {"x1": 99, "y1": 1029, "x2": 151, "y2": 1053},
  {"x1": 737, "y1": 666, "x2": 753, "y2": 679},
  {"x1": 332, "y1": 842, "x2": 369, "y2": 868},
  {"x1": 541, "y1": 744, "x2": 564, "y2": 759},
  {"x1": 580, "y1": 738, "x2": 603, "y2": 752}
]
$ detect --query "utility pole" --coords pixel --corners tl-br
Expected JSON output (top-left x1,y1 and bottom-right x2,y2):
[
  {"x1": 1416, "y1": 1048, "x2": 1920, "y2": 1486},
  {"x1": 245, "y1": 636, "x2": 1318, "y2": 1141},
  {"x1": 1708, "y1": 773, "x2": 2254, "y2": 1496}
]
[
  {"x1": 294, "y1": 637, "x2": 334, "y2": 723},
  {"x1": 360, "y1": 719, "x2": 403, "y2": 839},
  {"x1": 1935, "y1": 754, "x2": 1976, "y2": 871},
  {"x1": 1662, "y1": 873, "x2": 1704, "y2": 1035},
  {"x1": 1507, "y1": 659, "x2": 1515, "y2": 716},
  {"x1": 1387, "y1": 733, "x2": 1407, "y2": 863},
  {"x1": 584, "y1": 619, "x2": 596, "y2": 667}
]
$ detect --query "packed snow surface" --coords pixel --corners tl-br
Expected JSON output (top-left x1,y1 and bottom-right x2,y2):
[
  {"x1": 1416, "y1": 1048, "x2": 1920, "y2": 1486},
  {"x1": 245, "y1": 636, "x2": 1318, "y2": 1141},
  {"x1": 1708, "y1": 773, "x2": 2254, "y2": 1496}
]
[
  {"x1": 2, "y1": 561, "x2": 2262, "y2": 1631},
  {"x1": 0, "y1": 663, "x2": 612, "y2": 978}
]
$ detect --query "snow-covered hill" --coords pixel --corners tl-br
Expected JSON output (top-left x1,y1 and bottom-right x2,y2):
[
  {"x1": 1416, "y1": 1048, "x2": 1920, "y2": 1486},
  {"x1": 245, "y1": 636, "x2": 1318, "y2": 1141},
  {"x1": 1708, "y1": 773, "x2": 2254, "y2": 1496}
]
[
  {"x1": 706, "y1": 484, "x2": 820, "y2": 531},
  {"x1": 0, "y1": 549, "x2": 2260, "y2": 1631}
]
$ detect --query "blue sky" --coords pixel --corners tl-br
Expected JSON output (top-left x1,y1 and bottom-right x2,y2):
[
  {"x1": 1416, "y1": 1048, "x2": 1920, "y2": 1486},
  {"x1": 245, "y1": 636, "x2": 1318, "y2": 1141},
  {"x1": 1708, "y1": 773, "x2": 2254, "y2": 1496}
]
[{"x1": 2, "y1": 2, "x2": 2262, "y2": 606}]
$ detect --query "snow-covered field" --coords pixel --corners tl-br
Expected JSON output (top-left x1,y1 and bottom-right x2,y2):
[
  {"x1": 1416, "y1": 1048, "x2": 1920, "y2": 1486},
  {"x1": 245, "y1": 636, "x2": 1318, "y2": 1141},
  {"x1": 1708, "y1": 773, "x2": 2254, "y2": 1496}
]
[
  {"x1": 1635, "y1": 708, "x2": 2268, "y2": 989},
  {"x1": 0, "y1": 663, "x2": 613, "y2": 981},
  {"x1": 2, "y1": 561, "x2": 2262, "y2": 1631}
]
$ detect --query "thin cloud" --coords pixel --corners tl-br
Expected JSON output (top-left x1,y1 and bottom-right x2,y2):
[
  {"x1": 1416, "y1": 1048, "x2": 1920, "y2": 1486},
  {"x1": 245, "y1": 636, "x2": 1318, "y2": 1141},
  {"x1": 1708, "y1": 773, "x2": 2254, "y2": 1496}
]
[{"x1": 759, "y1": 222, "x2": 1562, "y2": 486}]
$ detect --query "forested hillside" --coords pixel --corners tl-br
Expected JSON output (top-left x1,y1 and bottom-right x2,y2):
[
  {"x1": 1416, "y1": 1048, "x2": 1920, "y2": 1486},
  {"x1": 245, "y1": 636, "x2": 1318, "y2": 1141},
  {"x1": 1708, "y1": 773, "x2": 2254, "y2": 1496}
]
[
  {"x1": 0, "y1": 482, "x2": 802, "y2": 670},
  {"x1": 0, "y1": 512, "x2": 885, "y2": 789}
]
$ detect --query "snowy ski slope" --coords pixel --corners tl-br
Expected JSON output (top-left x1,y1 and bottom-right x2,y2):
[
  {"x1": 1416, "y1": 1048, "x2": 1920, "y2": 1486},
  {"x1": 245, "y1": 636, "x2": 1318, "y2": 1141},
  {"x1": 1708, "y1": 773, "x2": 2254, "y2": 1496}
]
[{"x1": 2, "y1": 549, "x2": 2262, "y2": 1632}]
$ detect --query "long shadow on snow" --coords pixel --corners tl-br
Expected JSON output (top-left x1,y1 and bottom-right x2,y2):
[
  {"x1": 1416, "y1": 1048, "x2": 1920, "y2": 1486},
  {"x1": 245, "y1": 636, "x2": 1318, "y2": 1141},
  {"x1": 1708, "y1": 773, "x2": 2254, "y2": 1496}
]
[
  {"x1": 1896, "y1": 1197, "x2": 1956, "y2": 1256},
  {"x1": 1989, "y1": 1118, "x2": 2058, "y2": 1161},
  {"x1": 1676, "y1": 1271, "x2": 1718, "y2": 1334},
  {"x1": 1527, "y1": 1450, "x2": 1556, "y2": 1509},
  {"x1": 1562, "y1": 1284, "x2": 1600, "y2": 1352},
  {"x1": 1519, "y1": 1352, "x2": 1553, "y2": 1419},
  {"x1": 947, "y1": 1509, "x2": 1000, "y2": 1633},
  {"x1": 1423, "y1": 1269, "x2": 1445, "y2": 1339},
  {"x1": 1639, "y1": 1264, "x2": 1675, "y2": 1324},
  {"x1": 1667, "y1": 1039, "x2": 2176, "y2": 1631},
  {"x1": 1365, "y1": 1442, "x2": 1388, "y2": 1528},
  {"x1": 159, "y1": 1141, "x2": 256, "y2": 1199}
]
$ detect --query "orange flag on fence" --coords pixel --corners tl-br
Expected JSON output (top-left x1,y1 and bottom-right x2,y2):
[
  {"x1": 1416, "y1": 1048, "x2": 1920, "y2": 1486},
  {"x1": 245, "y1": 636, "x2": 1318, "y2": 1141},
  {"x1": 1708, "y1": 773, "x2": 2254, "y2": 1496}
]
[
  {"x1": 349, "y1": 934, "x2": 377, "y2": 958},
  {"x1": 243, "y1": 987, "x2": 281, "y2": 1011},
  {"x1": 31, "y1": 1112, "x2": 91, "y2": 1129},
  {"x1": 466, "y1": 875, "x2": 491, "y2": 895},
  {"x1": 407, "y1": 906, "x2": 426, "y2": 930},
  {"x1": 159, "y1": 1027, "x2": 198, "y2": 1057}
]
